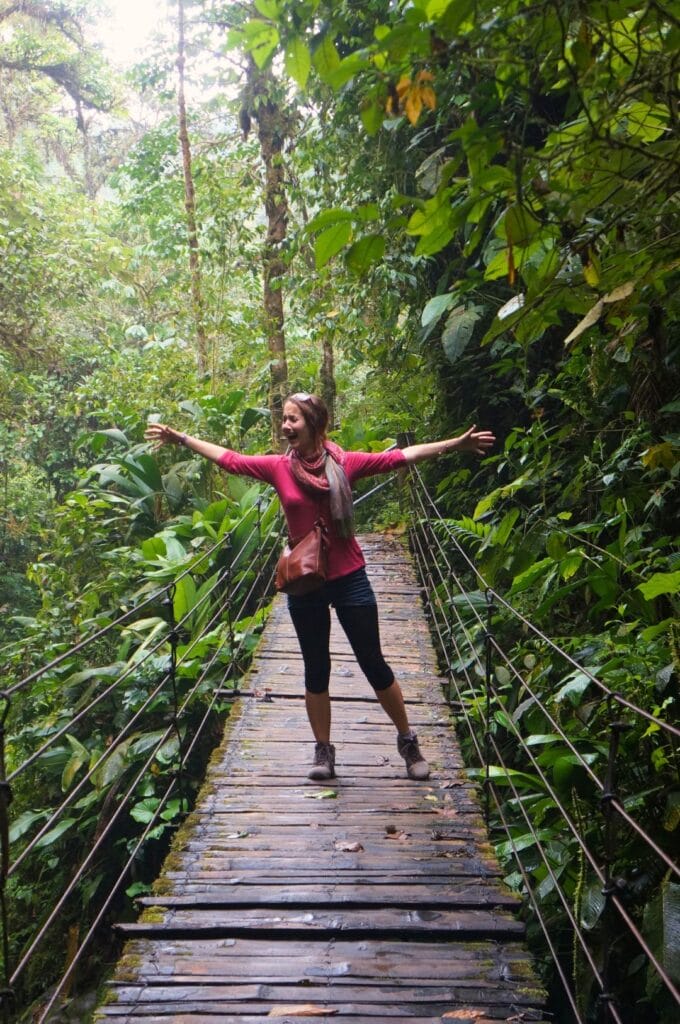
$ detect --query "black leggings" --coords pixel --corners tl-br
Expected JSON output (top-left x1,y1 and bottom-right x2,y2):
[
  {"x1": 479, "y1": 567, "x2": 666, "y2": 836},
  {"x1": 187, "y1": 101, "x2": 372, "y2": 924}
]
[{"x1": 288, "y1": 602, "x2": 395, "y2": 695}]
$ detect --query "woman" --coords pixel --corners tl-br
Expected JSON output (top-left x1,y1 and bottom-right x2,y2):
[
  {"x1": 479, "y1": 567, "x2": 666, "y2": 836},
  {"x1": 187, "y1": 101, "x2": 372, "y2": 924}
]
[{"x1": 145, "y1": 394, "x2": 495, "y2": 782}]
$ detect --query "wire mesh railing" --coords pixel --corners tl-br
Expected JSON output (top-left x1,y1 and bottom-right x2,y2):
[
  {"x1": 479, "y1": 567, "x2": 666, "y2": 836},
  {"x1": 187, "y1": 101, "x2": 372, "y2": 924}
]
[
  {"x1": 405, "y1": 463, "x2": 679, "y2": 1024},
  {"x1": 0, "y1": 491, "x2": 283, "y2": 1022}
]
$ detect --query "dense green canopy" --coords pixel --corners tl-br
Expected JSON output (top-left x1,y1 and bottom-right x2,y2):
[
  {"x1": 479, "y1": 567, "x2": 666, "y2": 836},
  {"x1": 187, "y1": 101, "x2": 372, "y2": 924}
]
[{"x1": 0, "y1": 0, "x2": 677, "y2": 1019}]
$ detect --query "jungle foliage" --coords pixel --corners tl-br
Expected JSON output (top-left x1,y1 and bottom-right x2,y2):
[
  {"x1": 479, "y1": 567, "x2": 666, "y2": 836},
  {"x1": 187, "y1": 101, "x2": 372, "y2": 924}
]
[{"x1": 0, "y1": 0, "x2": 678, "y2": 1019}]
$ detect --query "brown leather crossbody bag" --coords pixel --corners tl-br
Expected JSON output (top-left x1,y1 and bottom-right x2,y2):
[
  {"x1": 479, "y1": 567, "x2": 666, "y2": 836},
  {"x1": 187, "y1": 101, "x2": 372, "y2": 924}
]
[{"x1": 275, "y1": 519, "x2": 328, "y2": 596}]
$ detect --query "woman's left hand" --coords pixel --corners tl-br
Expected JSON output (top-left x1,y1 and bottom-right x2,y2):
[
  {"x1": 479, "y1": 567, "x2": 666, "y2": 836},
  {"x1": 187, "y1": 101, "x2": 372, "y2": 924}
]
[{"x1": 455, "y1": 425, "x2": 496, "y2": 455}]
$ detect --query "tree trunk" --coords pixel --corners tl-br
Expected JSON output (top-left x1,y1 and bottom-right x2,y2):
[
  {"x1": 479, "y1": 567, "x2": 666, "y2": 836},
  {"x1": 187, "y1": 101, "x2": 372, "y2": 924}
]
[
  {"x1": 248, "y1": 60, "x2": 289, "y2": 450},
  {"x1": 319, "y1": 318, "x2": 336, "y2": 428},
  {"x1": 75, "y1": 97, "x2": 95, "y2": 199},
  {"x1": 177, "y1": 0, "x2": 209, "y2": 377}
]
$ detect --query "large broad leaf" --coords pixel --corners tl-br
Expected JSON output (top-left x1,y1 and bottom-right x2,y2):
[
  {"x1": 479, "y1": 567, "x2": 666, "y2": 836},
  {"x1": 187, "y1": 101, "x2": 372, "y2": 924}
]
[
  {"x1": 326, "y1": 51, "x2": 368, "y2": 90},
  {"x1": 509, "y1": 557, "x2": 554, "y2": 595},
  {"x1": 345, "y1": 234, "x2": 385, "y2": 274},
  {"x1": 241, "y1": 406, "x2": 268, "y2": 433},
  {"x1": 34, "y1": 817, "x2": 77, "y2": 849},
  {"x1": 254, "y1": 0, "x2": 279, "y2": 19},
  {"x1": 315, "y1": 222, "x2": 352, "y2": 269},
  {"x1": 306, "y1": 207, "x2": 353, "y2": 233},
  {"x1": 421, "y1": 292, "x2": 455, "y2": 327},
  {"x1": 93, "y1": 428, "x2": 128, "y2": 446},
  {"x1": 174, "y1": 574, "x2": 197, "y2": 622},
  {"x1": 284, "y1": 37, "x2": 311, "y2": 89},
  {"x1": 499, "y1": 203, "x2": 542, "y2": 246},
  {"x1": 552, "y1": 670, "x2": 593, "y2": 706},
  {"x1": 441, "y1": 305, "x2": 483, "y2": 362},
  {"x1": 120, "y1": 454, "x2": 164, "y2": 493},
  {"x1": 242, "y1": 19, "x2": 279, "y2": 69},
  {"x1": 313, "y1": 34, "x2": 341, "y2": 83},
  {"x1": 638, "y1": 571, "x2": 680, "y2": 601},
  {"x1": 9, "y1": 810, "x2": 49, "y2": 844}
]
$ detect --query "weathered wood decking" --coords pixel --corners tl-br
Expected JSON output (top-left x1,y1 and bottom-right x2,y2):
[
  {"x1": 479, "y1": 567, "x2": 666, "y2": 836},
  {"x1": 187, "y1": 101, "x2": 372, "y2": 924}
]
[{"x1": 96, "y1": 534, "x2": 548, "y2": 1023}]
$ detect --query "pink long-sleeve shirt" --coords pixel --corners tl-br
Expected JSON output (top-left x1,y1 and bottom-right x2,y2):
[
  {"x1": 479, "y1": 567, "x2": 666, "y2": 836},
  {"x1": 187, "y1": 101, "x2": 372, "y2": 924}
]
[{"x1": 218, "y1": 448, "x2": 407, "y2": 581}]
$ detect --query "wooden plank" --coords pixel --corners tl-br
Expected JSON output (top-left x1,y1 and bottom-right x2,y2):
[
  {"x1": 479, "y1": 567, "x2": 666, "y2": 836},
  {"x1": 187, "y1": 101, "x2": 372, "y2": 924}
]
[
  {"x1": 98, "y1": 1011, "x2": 548, "y2": 1019},
  {"x1": 117, "y1": 906, "x2": 525, "y2": 938}
]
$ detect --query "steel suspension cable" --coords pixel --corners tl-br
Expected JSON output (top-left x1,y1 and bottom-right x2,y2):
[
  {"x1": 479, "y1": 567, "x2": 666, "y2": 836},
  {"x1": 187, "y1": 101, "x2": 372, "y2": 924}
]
[
  {"x1": 5, "y1": 529, "x2": 234, "y2": 698},
  {"x1": 409, "y1": 468, "x2": 679, "y2": 740},
  {"x1": 488, "y1": 637, "x2": 679, "y2": 880},
  {"x1": 485, "y1": 729, "x2": 620, "y2": 1019}
]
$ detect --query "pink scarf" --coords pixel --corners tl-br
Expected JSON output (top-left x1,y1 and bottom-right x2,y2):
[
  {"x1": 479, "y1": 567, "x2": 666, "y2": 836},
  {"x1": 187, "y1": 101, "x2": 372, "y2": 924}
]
[{"x1": 289, "y1": 440, "x2": 355, "y2": 538}]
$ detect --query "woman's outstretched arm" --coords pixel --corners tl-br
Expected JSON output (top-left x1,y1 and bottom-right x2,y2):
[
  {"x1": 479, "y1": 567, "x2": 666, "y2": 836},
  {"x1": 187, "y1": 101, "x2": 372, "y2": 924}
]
[
  {"x1": 401, "y1": 425, "x2": 496, "y2": 464},
  {"x1": 144, "y1": 423, "x2": 227, "y2": 465}
]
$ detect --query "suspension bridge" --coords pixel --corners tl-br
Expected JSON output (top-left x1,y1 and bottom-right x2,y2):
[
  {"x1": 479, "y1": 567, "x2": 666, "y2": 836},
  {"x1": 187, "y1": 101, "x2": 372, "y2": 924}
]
[{"x1": 0, "y1": 464, "x2": 677, "y2": 1023}]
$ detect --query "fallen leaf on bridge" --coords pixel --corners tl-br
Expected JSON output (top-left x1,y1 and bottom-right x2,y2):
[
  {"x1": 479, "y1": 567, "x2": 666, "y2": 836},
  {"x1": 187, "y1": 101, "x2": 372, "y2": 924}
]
[{"x1": 334, "y1": 840, "x2": 364, "y2": 852}]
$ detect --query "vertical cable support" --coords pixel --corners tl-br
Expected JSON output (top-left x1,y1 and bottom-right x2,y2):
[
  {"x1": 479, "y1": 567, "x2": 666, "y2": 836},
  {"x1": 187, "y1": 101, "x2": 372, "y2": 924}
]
[
  {"x1": 224, "y1": 537, "x2": 237, "y2": 693},
  {"x1": 598, "y1": 702, "x2": 631, "y2": 1023},
  {"x1": 483, "y1": 588, "x2": 496, "y2": 825},
  {"x1": 0, "y1": 692, "x2": 13, "y2": 1023},
  {"x1": 164, "y1": 586, "x2": 186, "y2": 820}
]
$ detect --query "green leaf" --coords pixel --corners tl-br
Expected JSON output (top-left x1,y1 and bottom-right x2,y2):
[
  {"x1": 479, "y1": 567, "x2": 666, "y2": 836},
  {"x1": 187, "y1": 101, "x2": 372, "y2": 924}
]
[
  {"x1": 284, "y1": 37, "x2": 311, "y2": 89},
  {"x1": 414, "y1": 221, "x2": 455, "y2": 256},
  {"x1": 499, "y1": 203, "x2": 542, "y2": 246},
  {"x1": 9, "y1": 810, "x2": 48, "y2": 844},
  {"x1": 93, "y1": 428, "x2": 128, "y2": 445},
  {"x1": 496, "y1": 828, "x2": 555, "y2": 858},
  {"x1": 34, "y1": 817, "x2": 77, "y2": 849},
  {"x1": 509, "y1": 557, "x2": 554, "y2": 595},
  {"x1": 62, "y1": 753, "x2": 86, "y2": 791},
  {"x1": 638, "y1": 572, "x2": 680, "y2": 601},
  {"x1": 492, "y1": 508, "x2": 520, "y2": 547},
  {"x1": 326, "y1": 52, "x2": 368, "y2": 90},
  {"x1": 421, "y1": 293, "x2": 455, "y2": 328},
  {"x1": 553, "y1": 670, "x2": 592, "y2": 706},
  {"x1": 304, "y1": 788, "x2": 337, "y2": 799},
  {"x1": 254, "y1": 0, "x2": 279, "y2": 18},
  {"x1": 526, "y1": 734, "x2": 563, "y2": 746},
  {"x1": 306, "y1": 207, "x2": 354, "y2": 233},
  {"x1": 315, "y1": 221, "x2": 352, "y2": 269},
  {"x1": 360, "y1": 96, "x2": 384, "y2": 135},
  {"x1": 559, "y1": 552, "x2": 582, "y2": 580},
  {"x1": 313, "y1": 35, "x2": 341, "y2": 83},
  {"x1": 345, "y1": 234, "x2": 385, "y2": 274},
  {"x1": 130, "y1": 798, "x2": 159, "y2": 824},
  {"x1": 242, "y1": 19, "x2": 279, "y2": 69},
  {"x1": 482, "y1": 765, "x2": 546, "y2": 791},
  {"x1": 174, "y1": 575, "x2": 197, "y2": 622},
  {"x1": 441, "y1": 305, "x2": 482, "y2": 362}
]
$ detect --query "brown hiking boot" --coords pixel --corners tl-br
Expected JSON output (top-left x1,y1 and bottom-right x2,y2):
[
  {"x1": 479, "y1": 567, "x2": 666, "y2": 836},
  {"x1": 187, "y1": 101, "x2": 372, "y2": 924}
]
[
  {"x1": 308, "y1": 741, "x2": 336, "y2": 781},
  {"x1": 397, "y1": 731, "x2": 430, "y2": 780}
]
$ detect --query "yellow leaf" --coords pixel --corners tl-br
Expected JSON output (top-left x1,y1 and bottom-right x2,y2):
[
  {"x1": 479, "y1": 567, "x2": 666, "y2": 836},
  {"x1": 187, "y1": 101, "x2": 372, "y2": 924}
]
[
  {"x1": 269, "y1": 1007, "x2": 338, "y2": 1017},
  {"x1": 641, "y1": 443, "x2": 677, "y2": 470},
  {"x1": 417, "y1": 69, "x2": 435, "y2": 82},
  {"x1": 583, "y1": 262, "x2": 599, "y2": 287},
  {"x1": 563, "y1": 299, "x2": 604, "y2": 347},
  {"x1": 508, "y1": 239, "x2": 516, "y2": 287},
  {"x1": 420, "y1": 85, "x2": 437, "y2": 111},
  {"x1": 404, "y1": 89, "x2": 423, "y2": 125},
  {"x1": 603, "y1": 280, "x2": 635, "y2": 303},
  {"x1": 396, "y1": 75, "x2": 411, "y2": 98}
]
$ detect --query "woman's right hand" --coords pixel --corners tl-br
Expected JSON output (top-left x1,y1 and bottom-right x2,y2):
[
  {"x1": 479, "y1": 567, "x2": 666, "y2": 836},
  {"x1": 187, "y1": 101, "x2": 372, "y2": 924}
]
[{"x1": 144, "y1": 423, "x2": 183, "y2": 450}]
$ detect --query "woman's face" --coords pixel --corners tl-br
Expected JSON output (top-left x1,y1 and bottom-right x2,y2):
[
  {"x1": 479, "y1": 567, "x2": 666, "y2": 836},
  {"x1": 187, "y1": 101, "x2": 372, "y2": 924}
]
[{"x1": 282, "y1": 400, "x2": 317, "y2": 456}]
